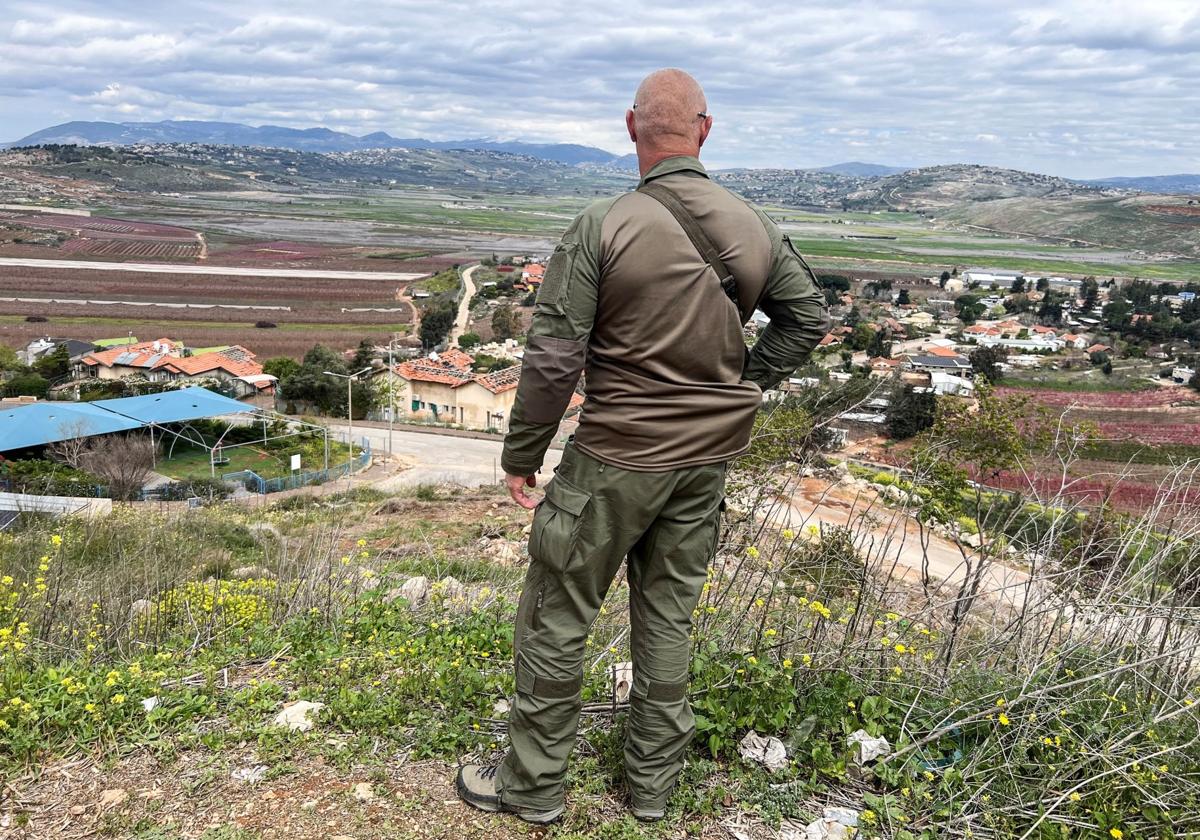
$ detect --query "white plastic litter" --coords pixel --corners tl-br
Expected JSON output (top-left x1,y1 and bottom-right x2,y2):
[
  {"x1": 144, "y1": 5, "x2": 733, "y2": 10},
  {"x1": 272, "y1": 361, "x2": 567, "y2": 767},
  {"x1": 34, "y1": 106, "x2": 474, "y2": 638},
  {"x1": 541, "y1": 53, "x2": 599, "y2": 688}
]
[
  {"x1": 737, "y1": 730, "x2": 789, "y2": 772},
  {"x1": 801, "y1": 806, "x2": 860, "y2": 840},
  {"x1": 847, "y1": 728, "x2": 891, "y2": 764},
  {"x1": 612, "y1": 661, "x2": 633, "y2": 704},
  {"x1": 273, "y1": 700, "x2": 325, "y2": 732},
  {"x1": 141, "y1": 696, "x2": 159, "y2": 713}
]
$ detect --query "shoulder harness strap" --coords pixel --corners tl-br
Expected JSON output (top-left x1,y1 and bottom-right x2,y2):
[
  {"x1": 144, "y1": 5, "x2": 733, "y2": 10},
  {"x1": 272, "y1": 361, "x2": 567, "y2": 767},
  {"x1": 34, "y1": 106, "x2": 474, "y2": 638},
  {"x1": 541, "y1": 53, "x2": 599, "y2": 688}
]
[{"x1": 637, "y1": 181, "x2": 741, "y2": 313}]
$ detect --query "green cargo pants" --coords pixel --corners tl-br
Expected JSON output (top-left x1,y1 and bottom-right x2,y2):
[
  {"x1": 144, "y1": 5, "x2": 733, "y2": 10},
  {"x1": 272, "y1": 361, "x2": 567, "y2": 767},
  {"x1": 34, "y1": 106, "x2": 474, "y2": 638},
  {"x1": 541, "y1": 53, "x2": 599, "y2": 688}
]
[{"x1": 496, "y1": 442, "x2": 726, "y2": 813}]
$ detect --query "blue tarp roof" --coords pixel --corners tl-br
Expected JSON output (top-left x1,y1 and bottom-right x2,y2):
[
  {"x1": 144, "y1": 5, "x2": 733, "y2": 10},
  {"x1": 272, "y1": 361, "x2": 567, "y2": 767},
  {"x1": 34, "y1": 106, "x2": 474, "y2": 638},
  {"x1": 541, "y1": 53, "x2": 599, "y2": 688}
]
[
  {"x1": 0, "y1": 402, "x2": 143, "y2": 451},
  {"x1": 0, "y1": 388, "x2": 256, "y2": 452},
  {"x1": 91, "y1": 388, "x2": 256, "y2": 425}
]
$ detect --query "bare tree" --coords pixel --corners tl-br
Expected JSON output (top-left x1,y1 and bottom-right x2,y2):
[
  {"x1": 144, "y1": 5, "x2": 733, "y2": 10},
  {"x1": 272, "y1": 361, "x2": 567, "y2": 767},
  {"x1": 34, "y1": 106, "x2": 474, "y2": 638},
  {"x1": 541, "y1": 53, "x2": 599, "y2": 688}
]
[
  {"x1": 47, "y1": 421, "x2": 92, "y2": 469},
  {"x1": 79, "y1": 435, "x2": 155, "y2": 501}
]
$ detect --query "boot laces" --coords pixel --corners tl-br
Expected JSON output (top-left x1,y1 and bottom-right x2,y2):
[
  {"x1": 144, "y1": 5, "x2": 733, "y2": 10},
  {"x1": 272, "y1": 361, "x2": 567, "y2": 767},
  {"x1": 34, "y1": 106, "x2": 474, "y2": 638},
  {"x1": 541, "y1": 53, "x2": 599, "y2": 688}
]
[{"x1": 479, "y1": 765, "x2": 499, "y2": 780}]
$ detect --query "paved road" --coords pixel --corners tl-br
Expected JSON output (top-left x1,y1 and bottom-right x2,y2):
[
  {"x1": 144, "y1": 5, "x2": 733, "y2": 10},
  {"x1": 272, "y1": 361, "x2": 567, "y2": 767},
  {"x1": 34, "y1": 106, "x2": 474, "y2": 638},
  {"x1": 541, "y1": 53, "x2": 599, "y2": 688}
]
[
  {"x1": 0, "y1": 257, "x2": 423, "y2": 282},
  {"x1": 325, "y1": 422, "x2": 562, "y2": 489},
  {"x1": 449, "y1": 264, "x2": 479, "y2": 345}
]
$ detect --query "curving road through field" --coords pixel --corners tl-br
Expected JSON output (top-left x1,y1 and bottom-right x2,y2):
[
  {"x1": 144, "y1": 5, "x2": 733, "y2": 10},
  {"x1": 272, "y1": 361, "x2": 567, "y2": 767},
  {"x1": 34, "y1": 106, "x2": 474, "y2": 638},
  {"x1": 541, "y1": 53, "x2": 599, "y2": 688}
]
[{"x1": 449, "y1": 264, "x2": 479, "y2": 345}]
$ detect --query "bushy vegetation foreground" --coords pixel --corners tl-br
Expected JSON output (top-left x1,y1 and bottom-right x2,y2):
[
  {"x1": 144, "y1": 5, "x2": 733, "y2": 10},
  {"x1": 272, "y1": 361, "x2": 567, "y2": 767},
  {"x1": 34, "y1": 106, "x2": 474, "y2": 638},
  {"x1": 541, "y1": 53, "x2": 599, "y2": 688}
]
[{"x1": 2, "y1": 419, "x2": 1200, "y2": 838}]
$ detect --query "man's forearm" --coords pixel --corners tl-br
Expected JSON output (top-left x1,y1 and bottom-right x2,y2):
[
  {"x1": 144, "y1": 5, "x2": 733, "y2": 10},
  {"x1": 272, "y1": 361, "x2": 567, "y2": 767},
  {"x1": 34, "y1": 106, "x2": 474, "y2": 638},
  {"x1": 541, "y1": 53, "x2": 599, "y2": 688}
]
[
  {"x1": 501, "y1": 413, "x2": 560, "y2": 475},
  {"x1": 743, "y1": 306, "x2": 831, "y2": 391}
]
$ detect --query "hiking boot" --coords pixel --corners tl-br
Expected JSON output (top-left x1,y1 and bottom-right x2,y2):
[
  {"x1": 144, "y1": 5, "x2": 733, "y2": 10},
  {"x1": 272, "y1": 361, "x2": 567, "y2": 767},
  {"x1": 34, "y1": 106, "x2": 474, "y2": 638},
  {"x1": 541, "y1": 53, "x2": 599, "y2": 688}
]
[
  {"x1": 455, "y1": 765, "x2": 564, "y2": 825},
  {"x1": 631, "y1": 803, "x2": 666, "y2": 822}
]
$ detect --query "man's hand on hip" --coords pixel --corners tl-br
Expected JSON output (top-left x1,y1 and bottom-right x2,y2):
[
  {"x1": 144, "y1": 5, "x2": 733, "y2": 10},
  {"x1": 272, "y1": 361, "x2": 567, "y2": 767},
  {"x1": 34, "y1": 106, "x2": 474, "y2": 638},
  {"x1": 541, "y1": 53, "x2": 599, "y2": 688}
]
[{"x1": 506, "y1": 473, "x2": 538, "y2": 510}]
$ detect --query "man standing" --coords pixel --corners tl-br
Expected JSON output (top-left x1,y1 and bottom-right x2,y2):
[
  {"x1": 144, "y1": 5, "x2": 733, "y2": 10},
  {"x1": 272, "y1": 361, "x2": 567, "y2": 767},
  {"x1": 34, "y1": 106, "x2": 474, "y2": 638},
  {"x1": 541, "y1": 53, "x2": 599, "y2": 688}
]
[{"x1": 457, "y1": 68, "x2": 831, "y2": 824}]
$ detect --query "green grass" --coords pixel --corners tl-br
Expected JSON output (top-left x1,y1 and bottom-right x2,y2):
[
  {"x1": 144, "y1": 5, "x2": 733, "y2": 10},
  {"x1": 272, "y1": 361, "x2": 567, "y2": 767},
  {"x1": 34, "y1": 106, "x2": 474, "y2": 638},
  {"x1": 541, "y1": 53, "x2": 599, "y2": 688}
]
[{"x1": 156, "y1": 439, "x2": 352, "y2": 481}]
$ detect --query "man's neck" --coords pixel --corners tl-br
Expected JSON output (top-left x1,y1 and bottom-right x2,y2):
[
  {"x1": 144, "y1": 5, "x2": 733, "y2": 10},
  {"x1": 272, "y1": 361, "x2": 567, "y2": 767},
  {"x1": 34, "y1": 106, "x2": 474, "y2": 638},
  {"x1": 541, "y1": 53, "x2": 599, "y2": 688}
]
[{"x1": 637, "y1": 146, "x2": 700, "y2": 178}]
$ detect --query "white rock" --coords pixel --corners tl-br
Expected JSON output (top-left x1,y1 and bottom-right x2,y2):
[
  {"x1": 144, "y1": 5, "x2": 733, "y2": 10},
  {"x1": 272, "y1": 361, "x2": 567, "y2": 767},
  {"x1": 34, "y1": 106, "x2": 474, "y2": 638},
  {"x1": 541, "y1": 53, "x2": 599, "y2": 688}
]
[
  {"x1": 98, "y1": 788, "x2": 128, "y2": 809},
  {"x1": 273, "y1": 700, "x2": 325, "y2": 732},
  {"x1": 611, "y1": 662, "x2": 633, "y2": 704},
  {"x1": 738, "y1": 730, "x2": 788, "y2": 772},
  {"x1": 398, "y1": 575, "x2": 430, "y2": 607},
  {"x1": 436, "y1": 576, "x2": 467, "y2": 602},
  {"x1": 352, "y1": 782, "x2": 375, "y2": 802},
  {"x1": 231, "y1": 765, "x2": 268, "y2": 783},
  {"x1": 847, "y1": 728, "x2": 891, "y2": 764},
  {"x1": 493, "y1": 699, "x2": 510, "y2": 716},
  {"x1": 230, "y1": 565, "x2": 274, "y2": 581}
]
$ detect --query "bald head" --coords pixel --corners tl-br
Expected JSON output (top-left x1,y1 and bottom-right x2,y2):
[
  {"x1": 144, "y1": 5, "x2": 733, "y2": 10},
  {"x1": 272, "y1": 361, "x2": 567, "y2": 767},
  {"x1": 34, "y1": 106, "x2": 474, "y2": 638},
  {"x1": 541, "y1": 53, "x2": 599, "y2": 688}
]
[{"x1": 626, "y1": 69, "x2": 712, "y2": 174}]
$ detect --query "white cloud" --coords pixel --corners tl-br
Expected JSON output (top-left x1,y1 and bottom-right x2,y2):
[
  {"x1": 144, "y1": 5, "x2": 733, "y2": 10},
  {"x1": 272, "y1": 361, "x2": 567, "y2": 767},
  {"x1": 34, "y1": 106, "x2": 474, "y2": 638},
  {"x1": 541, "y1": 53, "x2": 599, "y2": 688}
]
[{"x1": 0, "y1": 0, "x2": 1196, "y2": 177}]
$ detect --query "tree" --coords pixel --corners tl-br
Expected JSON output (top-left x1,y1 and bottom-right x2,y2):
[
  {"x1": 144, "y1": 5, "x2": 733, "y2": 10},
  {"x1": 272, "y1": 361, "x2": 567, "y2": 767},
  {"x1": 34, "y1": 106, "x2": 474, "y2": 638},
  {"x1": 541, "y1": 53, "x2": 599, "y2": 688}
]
[
  {"x1": 896, "y1": 288, "x2": 911, "y2": 305},
  {"x1": 887, "y1": 384, "x2": 937, "y2": 439},
  {"x1": 278, "y1": 344, "x2": 348, "y2": 414},
  {"x1": 955, "y1": 295, "x2": 986, "y2": 325},
  {"x1": 1189, "y1": 369, "x2": 1200, "y2": 392},
  {"x1": 419, "y1": 303, "x2": 456, "y2": 349},
  {"x1": 1035, "y1": 277, "x2": 1049, "y2": 292},
  {"x1": 844, "y1": 305, "x2": 862, "y2": 328},
  {"x1": 969, "y1": 346, "x2": 1007, "y2": 383},
  {"x1": 939, "y1": 271, "x2": 951, "y2": 288},
  {"x1": 492, "y1": 304, "x2": 521, "y2": 340},
  {"x1": 4, "y1": 372, "x2": 48, "y2": 398},
  {"x1": 1080, "y1": 277, "x2": 1100, "y2": 310},
  {"x1": 79, "y1": 435, "x2": 155, "y2": 501},
  {"x1": 0, "y1": 344, "x2": 20, "y2": 371},
  {"x1": 351, "y1": 339, "x2": 376, "y2": 371},
  {"x1": 1103, "y1": 299, "x2": 1133, "y2": 331},
  {"x1": 866, "y1": 328, "x2": 893, "y2": 359},
  {"x1": 33, "y1": 344, "x2": 70, "y2": 380},
  {"x1": 1010, "y1": 277, "x2": 1026, "y2": 293},
  {"x1": 848, "y1": 323, "x2": 875, "y2": 351},
  {"x1": 458, "y1": 332, "x2": 482, "y2": 350},
  {"x1": 262, "y1": 357, "x2": 300, "y2": 382},
  {"x1": 1102, "y1": 359, "x2": 1114, "y2": 376},
  {"x1": 1089, "y1": 350, "x2": 1110, "y2": 367}
]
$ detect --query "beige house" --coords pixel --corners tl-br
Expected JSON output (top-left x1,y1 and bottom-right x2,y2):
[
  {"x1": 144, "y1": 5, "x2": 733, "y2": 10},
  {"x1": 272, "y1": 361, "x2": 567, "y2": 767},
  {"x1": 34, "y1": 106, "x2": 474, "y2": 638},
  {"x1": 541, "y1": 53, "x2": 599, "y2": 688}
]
[{"x1": 381, "y1": 349, "x2": 521, "y2": 432}]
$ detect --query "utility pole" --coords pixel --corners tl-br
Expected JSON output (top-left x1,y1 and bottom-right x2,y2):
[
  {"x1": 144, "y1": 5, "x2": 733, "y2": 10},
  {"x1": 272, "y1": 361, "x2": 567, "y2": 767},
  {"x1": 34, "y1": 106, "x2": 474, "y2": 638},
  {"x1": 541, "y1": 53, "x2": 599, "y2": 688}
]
[{"x1": 323, "y1": 367, "x2": 372, "y2": 475}]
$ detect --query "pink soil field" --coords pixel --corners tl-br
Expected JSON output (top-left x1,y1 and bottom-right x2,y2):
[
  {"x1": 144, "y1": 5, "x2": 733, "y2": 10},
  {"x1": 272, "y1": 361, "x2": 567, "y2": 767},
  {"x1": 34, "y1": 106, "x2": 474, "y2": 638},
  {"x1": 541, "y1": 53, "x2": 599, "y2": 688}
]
[{"x1": 996, "y1": 386, "x2": 1197, "y2": 408}]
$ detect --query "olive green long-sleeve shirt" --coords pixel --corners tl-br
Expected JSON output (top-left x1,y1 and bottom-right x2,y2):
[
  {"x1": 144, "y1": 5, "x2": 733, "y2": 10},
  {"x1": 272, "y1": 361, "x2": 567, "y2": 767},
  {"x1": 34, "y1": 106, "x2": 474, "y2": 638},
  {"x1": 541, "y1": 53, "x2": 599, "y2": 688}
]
[{"x1": 501, "y1": 155, "x2": 831, "y2": 476}]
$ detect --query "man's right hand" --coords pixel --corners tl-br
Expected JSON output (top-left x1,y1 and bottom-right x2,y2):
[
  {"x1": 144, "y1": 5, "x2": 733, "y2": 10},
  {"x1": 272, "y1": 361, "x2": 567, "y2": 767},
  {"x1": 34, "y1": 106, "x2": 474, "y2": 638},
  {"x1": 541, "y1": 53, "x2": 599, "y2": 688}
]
[{"x1": 505, "y1": 472, "x2": 538, "y2": 510}]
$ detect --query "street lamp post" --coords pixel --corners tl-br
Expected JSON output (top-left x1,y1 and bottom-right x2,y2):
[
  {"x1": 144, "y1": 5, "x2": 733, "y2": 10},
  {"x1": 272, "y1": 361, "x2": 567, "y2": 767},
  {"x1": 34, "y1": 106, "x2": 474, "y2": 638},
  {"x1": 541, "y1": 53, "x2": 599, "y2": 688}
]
[
  {"x1": 323, "y1": 367, "x2": 373, "y2": 473},
  {"x1": 386, "y1": 336, "x2": 403, "y2": 456}
]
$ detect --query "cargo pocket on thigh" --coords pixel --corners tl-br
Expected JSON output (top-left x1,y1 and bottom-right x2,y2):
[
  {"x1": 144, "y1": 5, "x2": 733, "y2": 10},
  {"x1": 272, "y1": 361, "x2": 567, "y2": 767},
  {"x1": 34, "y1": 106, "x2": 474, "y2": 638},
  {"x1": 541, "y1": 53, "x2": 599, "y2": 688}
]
[{"x1": 528, "y1": 475, "x2": 591, "y2": 573}]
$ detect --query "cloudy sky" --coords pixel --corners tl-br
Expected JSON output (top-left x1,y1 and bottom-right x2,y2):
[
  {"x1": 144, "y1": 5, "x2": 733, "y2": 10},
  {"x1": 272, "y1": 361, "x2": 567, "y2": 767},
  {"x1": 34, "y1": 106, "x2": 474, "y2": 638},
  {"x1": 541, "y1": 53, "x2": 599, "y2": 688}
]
[{"x1": 1, "y1": 0, "x2": 1197, "y2": 178}]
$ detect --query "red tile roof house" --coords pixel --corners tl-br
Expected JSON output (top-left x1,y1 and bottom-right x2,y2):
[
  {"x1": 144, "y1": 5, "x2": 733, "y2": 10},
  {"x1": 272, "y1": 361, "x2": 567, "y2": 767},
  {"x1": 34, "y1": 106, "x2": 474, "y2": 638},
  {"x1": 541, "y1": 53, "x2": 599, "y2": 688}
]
[
  {"x1": 521, "y1": 263, "x2": 545, "y2": 284},
  {"x1": 380, "y1": 350, "x2": 524, "y2": 432},
  {"x1": 80, "y1": 340, "x2": 274, "y2": 397},
  {"x1": 1087, "y1": 343, "x2": 1113, "y2": 355}
]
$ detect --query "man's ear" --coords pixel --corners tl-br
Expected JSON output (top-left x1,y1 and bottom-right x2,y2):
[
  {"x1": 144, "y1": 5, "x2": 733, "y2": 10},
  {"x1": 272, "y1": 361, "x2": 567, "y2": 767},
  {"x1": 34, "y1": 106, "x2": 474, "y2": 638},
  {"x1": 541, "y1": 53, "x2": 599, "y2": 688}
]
[
  {"x1": 626, "y1": 109, "x2": 637, "y2": 143},
  {"x1": 698, "y1": 114, "x2": 713, "y2": 149}
]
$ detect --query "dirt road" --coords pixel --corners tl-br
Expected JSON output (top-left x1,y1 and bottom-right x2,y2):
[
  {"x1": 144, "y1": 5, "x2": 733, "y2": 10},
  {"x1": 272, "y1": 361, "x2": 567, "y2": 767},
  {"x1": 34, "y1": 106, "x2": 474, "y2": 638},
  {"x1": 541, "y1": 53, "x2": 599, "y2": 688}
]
[
  {"x1": 0, "y1": 257, "x2": 423, "y2": 282},
  {"x1": 776, "y1": 477, "x2": 1030, "y2": 606},
  {"x1": 449, "y1": 263, "x2": 479, "y2": 345}
]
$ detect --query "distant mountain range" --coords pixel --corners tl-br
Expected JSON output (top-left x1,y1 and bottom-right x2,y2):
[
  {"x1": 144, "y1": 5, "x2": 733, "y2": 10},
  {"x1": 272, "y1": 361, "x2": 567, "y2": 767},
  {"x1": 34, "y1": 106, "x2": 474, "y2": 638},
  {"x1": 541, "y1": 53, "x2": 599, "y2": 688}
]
[
  {"x1": 5, "y1": 120, "x2": 1197, "y2": 195},
  {"x1": 1081, "y1": 174, "x2": 1200, "y2": 194},
  {"x1": 4, "y1": 119, "x2": 638, "y2": 167}
]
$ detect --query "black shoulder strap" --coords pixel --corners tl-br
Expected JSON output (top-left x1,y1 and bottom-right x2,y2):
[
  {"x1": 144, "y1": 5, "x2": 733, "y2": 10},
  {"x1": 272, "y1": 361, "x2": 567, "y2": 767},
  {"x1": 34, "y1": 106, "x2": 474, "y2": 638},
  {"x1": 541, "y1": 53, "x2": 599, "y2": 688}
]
[{"x1": 637, "y1": 181, "x2": 741, "y2": 313}]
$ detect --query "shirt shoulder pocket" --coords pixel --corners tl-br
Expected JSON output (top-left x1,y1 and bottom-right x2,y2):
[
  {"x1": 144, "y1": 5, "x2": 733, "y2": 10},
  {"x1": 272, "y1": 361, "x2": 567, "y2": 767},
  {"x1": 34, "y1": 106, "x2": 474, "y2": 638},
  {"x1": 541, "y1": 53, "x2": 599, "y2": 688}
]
[{"x1": 535, "y1": 241, "x2": 580, "y2": 315}]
